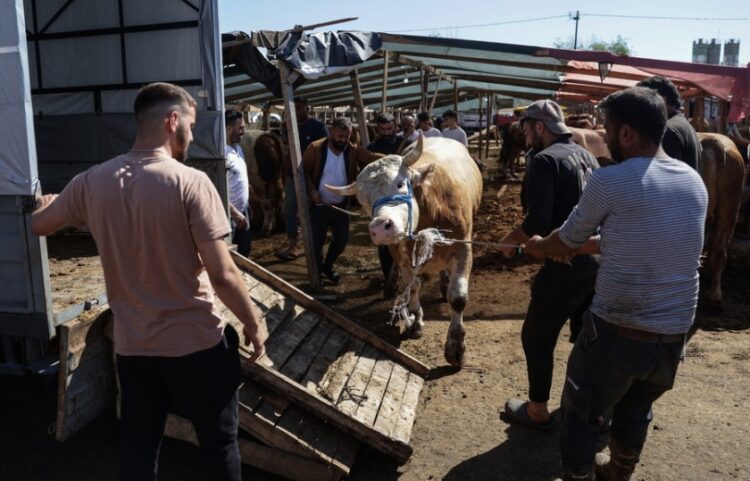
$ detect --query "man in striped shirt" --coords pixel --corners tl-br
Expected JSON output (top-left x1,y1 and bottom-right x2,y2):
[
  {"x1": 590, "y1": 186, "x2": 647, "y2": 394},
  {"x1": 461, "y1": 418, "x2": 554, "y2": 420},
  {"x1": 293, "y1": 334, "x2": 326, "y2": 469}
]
[{"x1": 526, "y1": 87, "x2": 707, "y2": 481}]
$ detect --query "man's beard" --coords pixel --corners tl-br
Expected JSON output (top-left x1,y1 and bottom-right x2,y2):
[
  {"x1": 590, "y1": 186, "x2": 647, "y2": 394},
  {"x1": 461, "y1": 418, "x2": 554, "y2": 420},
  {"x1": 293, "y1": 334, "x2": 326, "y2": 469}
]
[
  {"x1": 607, "y1": 130, "x2": 624, "y2": 164},
  {"x1": 331, "y1": 140, "x2": 348, "y2": 151},
  {"x1": 174, "y1": 126, "x2": 190, "y2": 162}
]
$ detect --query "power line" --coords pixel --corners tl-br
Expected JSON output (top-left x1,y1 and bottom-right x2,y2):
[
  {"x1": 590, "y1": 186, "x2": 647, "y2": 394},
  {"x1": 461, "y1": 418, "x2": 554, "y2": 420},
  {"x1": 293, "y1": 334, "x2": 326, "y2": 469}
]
[
  {"x1": 583, "y1": 13, "x2": 750, "y2": 21},
  {"x1": 391, "y1": 15, "x2": 569, "y2": 33}
]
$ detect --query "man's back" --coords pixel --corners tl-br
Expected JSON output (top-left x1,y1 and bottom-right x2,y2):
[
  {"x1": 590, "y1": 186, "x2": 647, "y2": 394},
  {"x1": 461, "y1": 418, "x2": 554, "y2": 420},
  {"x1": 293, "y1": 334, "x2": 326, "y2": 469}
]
[
  {"x1": 663, "y1": 113, "x2": 702, "y2": 173},
  {"x1": 562, "y1": 156, "x2": 707, "y2": 333},
  {"x1": 56, "y1": 153, "x2": 230, "y2": 356}
]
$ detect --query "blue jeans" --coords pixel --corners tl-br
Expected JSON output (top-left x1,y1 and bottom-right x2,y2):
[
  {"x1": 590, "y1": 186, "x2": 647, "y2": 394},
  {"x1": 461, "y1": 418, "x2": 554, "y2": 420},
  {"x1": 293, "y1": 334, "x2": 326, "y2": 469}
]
[
  {"x1": 560, "y1": 312, "x2": 683, "y2": 474},
  {"x1": 284, "y1": 175, "x2": 299, "y2": 239}
]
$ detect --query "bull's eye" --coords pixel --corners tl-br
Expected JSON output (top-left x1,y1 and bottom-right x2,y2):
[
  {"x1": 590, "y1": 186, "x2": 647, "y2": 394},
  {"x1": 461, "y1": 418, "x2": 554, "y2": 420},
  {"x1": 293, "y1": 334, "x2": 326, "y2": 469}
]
[{"x1": 397, "y1": 181, "x2": 404, "y2": 189}]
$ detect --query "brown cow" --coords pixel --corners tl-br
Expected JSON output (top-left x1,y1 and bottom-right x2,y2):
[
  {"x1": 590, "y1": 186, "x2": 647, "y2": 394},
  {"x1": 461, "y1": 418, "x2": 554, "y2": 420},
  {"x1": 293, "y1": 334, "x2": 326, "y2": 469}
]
[
  {"x1": 240, "y1": 130, "x2": 285, "y2": 234},
  {"x1": 698, "y1": 133, "x2": 745, "y2": 303}
]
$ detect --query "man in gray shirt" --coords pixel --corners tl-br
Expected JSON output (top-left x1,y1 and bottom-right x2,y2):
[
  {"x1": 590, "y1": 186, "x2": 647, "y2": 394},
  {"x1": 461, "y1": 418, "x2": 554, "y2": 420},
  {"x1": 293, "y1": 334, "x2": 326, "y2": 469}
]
[
  {"x1": 441, "y1": 109, "x2": 468, "y2": 146},
  {"x1": 526, "y1": 87, "x2": 707, "y2": 481}
]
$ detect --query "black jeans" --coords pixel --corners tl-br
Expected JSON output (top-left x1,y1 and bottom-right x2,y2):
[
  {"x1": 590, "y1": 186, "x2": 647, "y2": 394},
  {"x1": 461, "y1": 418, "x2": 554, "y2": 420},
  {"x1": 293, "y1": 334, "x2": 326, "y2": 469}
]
[
  {"x1": 310, "y1": 204, "x2": 350, "y2": 271},
  {"x1": 378, "y1": 245, "x2": 394, "y2": 279},
  {"x1": 231, "y1": 216, "x2": 252, "y2": 258},
  {"x1": 522, "y1": 262, "x2": 597, "y2": 403},
  {"x1": 116, "y1": 327, "x2": 242, "y2": 481},
  {"x1": 560, "y1": 312, "x2": 684, "y2": 474}
]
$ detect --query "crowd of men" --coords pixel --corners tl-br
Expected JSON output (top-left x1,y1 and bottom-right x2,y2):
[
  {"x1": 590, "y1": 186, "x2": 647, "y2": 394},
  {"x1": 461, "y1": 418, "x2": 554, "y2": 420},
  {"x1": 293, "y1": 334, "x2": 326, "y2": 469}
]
[{"x1": 29, "y1": 75, "x2": 710, "y2": 481}]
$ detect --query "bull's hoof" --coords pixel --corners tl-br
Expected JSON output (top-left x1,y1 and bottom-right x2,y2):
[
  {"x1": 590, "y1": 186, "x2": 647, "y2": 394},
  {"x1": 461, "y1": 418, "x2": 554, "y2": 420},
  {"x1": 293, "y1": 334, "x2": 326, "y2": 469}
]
[
  {"x1": 408, "y1": 322, "x2": 424, "y2": 339},
  {"x1": 444, "y1": 345, "x2": 466, "y2": 366}
]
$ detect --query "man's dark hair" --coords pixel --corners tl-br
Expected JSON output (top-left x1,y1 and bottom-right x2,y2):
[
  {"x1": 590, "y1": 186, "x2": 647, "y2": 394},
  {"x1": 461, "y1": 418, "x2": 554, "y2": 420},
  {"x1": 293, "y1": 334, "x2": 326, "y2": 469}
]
[
  {"x1": 442, "y1": 109, "x2": 458, "y2": 120},
  {"x1": 417, "y1": 112, "x2": 430, "y2": 122},
  {"x1": 331, "y1": 116, "x2": 352, "y2": 130},
  {"x1": 636, "y1": 76, "x2": 682, "y2": 110},
  {"x1": 375, "y1": 113, "x2": 395, "y2": 125},
  {"x1": 599, "y1": 87, "x2": 667, "y2": 145},
  {"x1": 293, "y1": 96, "x2": 309, "y2": 105},
  {"x1": 225, "y1": 109, "x2": 243, "y2": 126},
  {"x1": 133, "y1": 82, "x2": 196, "y2": 122}
]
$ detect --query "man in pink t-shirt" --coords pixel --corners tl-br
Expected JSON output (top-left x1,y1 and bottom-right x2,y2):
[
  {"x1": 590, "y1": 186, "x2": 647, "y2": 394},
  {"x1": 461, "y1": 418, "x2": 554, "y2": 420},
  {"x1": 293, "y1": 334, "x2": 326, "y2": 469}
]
[{"x1": 32, "y1": 83, "x2": 266, "y2": 481}]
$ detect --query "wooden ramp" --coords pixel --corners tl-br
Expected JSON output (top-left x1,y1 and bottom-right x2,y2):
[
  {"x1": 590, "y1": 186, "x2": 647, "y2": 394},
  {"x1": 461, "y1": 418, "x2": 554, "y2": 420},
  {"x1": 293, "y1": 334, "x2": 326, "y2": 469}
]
[{"x1": 167, "y1": 252, "x2": 429, "y2": 480}]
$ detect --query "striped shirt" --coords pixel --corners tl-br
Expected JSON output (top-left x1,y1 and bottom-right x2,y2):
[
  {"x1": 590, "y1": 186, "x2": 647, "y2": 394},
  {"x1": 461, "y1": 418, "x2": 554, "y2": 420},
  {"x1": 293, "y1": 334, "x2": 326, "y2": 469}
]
[{"x1": 559, "y1": 156, "x2": 708, "y2": 334}]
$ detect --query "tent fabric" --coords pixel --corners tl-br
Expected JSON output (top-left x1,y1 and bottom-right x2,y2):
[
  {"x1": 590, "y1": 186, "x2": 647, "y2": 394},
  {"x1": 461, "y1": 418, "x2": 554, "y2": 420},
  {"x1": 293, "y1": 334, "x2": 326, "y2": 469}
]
[
  {"x1": 540, "y1": 48, "x2": 750, "y2": 122},
  {"x1": 0, "y1": 0, "x2": 39, "y2": 196}
]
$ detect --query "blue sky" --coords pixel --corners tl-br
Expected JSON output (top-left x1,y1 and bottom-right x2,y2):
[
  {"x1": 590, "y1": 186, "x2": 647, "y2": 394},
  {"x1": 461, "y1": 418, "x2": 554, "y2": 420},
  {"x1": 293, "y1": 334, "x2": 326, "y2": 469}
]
[{"x1": 219, "y1": 0, "x2": 750, "y2": 65}]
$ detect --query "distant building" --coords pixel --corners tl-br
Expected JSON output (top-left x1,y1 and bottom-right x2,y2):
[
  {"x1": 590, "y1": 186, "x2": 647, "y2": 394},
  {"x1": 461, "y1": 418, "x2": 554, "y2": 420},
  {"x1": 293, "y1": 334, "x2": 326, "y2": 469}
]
[
  {"x1": 723, "y1": 39, "x2": 740, "y2": 67},
  {"x1": 692, "y1": 38, "x2": 741, "y2": 66}
]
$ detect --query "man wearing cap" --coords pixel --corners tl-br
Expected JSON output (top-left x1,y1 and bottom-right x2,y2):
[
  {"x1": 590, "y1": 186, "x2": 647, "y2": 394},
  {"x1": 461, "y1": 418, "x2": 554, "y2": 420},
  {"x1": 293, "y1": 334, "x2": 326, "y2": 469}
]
[{"x1": 498, "y1": 99, "x2": 600, "y2": 430}]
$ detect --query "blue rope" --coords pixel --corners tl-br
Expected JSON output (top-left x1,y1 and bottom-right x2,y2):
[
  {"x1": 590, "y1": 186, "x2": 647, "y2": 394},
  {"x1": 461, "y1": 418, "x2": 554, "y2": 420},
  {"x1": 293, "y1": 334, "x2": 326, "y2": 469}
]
[{"x1": 371, "y1": 179, "x2": 414, "y2": 240}]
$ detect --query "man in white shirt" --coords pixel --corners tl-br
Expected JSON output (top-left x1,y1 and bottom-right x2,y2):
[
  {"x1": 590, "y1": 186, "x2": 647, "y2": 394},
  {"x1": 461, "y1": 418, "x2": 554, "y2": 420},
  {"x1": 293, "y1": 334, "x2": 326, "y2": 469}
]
[
  {"x1": 441, "y1": 109, "x2": 469, "y2": 146},
  {"x1": 417, "y1": 111, "x2": 443, "y2": 138},
  {"x1": 302, "y1": 117, "x2": 382, "y2": 284},
  {"x1": 225, "y1": 109, "x2": 252, "y2": 256},
  {"x1": 397, "y1": 114, "x2": 420, "y2": 145}
]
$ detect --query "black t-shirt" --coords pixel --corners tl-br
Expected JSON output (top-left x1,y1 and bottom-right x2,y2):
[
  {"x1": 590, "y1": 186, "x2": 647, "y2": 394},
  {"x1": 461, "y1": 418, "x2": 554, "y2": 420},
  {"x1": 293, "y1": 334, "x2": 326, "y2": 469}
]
[
  {"x1": 367, "y1": 136, "x2": 401, "y2": 155},
  {"x1": 298, "y1": 118, "x2": 328, "y2": 155},
  {"x1": 662, "y1": 113, "x2": 702, "y2": 174},
  {"x1": 522, "y1": 137, "x2": 600, "y2": 271}
]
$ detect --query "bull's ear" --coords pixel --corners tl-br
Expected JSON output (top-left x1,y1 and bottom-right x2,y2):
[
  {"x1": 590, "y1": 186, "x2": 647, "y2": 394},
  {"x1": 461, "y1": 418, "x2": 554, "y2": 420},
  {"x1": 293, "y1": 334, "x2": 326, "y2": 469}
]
[
  {"x1": 409, "y1": 163, "x2": 434, "y2": 188},
  {"x1": 324, "y1": 182, "x2": 358, "y2": 196}
]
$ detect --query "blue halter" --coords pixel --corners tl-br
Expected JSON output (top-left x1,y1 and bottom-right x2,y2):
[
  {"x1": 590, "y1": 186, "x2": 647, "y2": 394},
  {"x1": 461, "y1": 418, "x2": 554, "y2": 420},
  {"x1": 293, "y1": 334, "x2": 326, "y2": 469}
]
[{"x1": 371, "y1": 179, "x2": 414, "y2": 240}]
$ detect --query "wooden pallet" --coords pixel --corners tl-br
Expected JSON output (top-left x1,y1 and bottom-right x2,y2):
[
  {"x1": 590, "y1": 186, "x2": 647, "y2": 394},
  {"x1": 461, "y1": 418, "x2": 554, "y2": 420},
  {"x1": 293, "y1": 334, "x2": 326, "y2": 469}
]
[{"x1": 220, "y1": 252, "x2": 429, "y2": 467}]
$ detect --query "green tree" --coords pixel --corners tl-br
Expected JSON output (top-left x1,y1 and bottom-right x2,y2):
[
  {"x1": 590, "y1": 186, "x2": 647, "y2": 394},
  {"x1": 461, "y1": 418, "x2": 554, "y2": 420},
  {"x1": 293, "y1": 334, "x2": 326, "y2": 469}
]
[{"x1": 553, "y1": 34, "x2": 633, "y2": 55}]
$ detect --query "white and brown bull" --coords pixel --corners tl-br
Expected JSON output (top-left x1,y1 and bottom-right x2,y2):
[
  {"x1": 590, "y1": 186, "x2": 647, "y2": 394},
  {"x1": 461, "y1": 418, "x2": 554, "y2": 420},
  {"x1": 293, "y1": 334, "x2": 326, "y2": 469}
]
[
  {"x1": 326, "y1": 136, "x2": 483, "y2": 366},
  {"x1": 697, "y1": 133, "x2": 746, "y2": 304},
  {"x1": 240, "y1": 130, "x2": 285, "y2": 234}
]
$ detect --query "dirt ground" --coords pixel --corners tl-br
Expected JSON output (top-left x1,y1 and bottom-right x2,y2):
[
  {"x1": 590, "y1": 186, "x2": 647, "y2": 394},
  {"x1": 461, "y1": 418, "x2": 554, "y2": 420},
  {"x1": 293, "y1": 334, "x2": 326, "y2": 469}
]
[{"x1": 2, "y1": 145, "x2": 749, "y2": 481}]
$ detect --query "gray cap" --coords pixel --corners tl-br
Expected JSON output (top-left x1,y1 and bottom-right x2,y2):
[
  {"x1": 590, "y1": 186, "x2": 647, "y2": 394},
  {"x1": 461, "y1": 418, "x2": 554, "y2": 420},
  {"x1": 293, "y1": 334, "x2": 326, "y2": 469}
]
[{"x1": 522, "y1": 99, "x2": 572, "y2": 136}]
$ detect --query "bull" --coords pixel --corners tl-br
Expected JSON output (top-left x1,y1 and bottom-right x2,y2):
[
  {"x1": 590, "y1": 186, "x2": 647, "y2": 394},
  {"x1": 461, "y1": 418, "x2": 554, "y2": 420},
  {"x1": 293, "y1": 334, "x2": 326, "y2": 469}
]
[
  {"x1": 326, "y1": 136, "x2": 483, "y2": 366},
  {"x1": 697, "y1": 133, "x2": 745, "y2": 304},
  {"x1": 240, "y1": 130, "x2": 285, "y2": 234}
]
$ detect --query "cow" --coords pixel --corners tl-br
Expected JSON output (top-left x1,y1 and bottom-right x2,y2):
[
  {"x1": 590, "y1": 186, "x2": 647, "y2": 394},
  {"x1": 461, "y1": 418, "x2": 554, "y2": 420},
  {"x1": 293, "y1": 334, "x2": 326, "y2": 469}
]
[
  {"x1": 325, "y1": 136, "x2": 483, "y2": 366},
  {"x1": 240, "y1": 130, "x2": 285, "y2": 234},
  {"x1": 565, "y1": 113, "x2": 595, "y2": 130},
  {"x1": 498, "y1": 121, "x2": 525, "y2": 176},
  {"x1": 697, "y1": 133, "x2": 746, "y2": 304}
]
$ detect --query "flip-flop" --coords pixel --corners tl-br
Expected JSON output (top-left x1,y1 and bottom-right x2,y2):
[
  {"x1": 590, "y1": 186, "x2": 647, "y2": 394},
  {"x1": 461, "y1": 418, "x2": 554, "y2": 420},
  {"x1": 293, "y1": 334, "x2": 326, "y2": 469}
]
[{"x1": 501, "y1": 399, "x2": 558, "y2": 431}]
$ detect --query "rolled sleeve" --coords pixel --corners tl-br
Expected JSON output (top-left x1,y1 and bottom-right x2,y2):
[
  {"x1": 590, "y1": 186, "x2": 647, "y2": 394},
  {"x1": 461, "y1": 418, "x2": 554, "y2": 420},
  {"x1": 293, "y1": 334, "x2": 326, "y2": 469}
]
[
  {"x1": 559, "y1": 171, "x2": 608, "y2": 248},
  {"x1": 520, "y1": 155, "x2": 555, "y2": 237}
]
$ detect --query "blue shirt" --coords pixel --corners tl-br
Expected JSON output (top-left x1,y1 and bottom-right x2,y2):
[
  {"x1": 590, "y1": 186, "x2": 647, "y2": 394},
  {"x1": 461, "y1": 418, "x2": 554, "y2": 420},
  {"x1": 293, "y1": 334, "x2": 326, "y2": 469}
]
[{"x1": 559, "y1": 156, "x2": 708, "y2": 334}]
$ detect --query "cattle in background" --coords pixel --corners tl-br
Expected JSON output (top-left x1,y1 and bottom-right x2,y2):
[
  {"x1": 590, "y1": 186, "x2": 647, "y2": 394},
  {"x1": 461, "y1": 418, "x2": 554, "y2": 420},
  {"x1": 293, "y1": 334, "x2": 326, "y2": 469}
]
[
  {"x1": 569, "y1": 127, "x2": 612, "y2": 166},
  {"x1": 240, "y1": 130, "x2": 285, "y2": 235},
  {"x1": 565, "y1": 113, "x2": 595, "y2": 130},
  {"x1": 325, "y1": 137, "x2": 483, "y2": 366},
  {"x1": 498, "y1": 121, "x2": 525, "y2": 176},
  {"x1": 698, "y1": 133, "x2": 746, "y2": 304}
]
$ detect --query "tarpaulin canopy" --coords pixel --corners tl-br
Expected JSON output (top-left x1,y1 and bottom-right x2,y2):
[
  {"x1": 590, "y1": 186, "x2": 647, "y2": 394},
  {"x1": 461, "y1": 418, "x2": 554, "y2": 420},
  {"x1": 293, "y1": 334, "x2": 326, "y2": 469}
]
[{"x1": 539, "y1": 48, "x2": 750, "y2": 122}]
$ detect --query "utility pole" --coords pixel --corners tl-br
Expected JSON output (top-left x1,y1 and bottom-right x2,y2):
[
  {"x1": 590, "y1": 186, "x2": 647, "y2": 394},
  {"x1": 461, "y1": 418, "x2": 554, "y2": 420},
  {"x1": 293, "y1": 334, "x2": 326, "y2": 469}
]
[{"x1": 572, "y1": 10, "x2": 580, "y2": 49}]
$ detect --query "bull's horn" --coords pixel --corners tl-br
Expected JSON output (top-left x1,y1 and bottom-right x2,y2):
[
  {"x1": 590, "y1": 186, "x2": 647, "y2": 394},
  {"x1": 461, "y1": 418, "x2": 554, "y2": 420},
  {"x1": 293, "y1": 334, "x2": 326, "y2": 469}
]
[
  {"x1": 401, "y1": 135, "x2": 424, "y2": 167},
  {"x1": 323, "y1": 182, "x2": 358, "y2": 197}
]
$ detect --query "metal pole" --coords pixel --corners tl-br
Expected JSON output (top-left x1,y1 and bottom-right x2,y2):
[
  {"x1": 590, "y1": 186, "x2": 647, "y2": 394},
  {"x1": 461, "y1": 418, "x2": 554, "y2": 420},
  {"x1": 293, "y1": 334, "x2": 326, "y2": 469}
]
[
  {"x1": 573, "y1": 10, "x2": 580, "y2": 50},
  {"x1": 350, "y1": 69, "x2": 370, "y2": 146},
  {"x1": 478, "y1": 93, "x2": 484, "y2": 160},
  {"x1": 485, "y1": 94, "x2": 493, "y2": 159},
  {"x1": 279, "y1": 62, "x2": 320, "y2": 287},
  {"x1": 453, "y1": 82, "x2": 459, "y2": 113}
]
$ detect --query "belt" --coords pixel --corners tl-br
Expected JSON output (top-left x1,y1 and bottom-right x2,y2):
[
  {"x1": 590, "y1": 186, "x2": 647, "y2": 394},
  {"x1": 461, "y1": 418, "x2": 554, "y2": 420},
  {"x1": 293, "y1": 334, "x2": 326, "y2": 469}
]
[{"x1": 595, "y1": 316, "x2": 685, "y2": 344}]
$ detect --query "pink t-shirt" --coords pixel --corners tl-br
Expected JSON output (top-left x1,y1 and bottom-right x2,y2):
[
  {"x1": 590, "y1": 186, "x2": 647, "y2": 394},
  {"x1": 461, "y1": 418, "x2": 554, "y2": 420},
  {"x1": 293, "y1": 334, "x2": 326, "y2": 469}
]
[{"x1": 53, "y1": 153, "x2": 231, "y2": 357}]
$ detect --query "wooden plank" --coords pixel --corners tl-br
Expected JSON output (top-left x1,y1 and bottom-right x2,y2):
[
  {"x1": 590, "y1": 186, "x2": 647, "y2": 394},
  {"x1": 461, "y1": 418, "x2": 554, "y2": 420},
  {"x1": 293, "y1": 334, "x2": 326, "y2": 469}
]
[
  {"x1": 353, "y1": 358, "x2": 396, "y2": 427},
  {"x1": 280, "y1": 61, "x2": 320, "y2": 287},
  {"x1": 336, "y1": 346, "x2": 379, "y2": 416},
  {"x1": 243, "y1": 359, "x2": 413, "y2": 463},
  {"x1": 299, "y1": 327, "x2": 353, "y2": 394},
  {"x1": 231, "y1": 252, "x2": 430, "y2": 377},
  {"x1": 313, "y1": 337, "x2": 366, "y2": 403},
  {"x1": 264, "y1": 310, "x2": 322, "y2": 369},
  {"x1": 391, "y1": 372, "x2": 424, "y2": 445},
  {"x1": 350, "y1": 69, "x2": 370, "y2": 146},
  {"x1": 381, "y1": 52, "x2": 389, "y2": 110},
  {"x1": 373, "y1": 364, "x2": 410, "y2": 437},
  {"x1": 56, "y1": 309, "x2": 115, "y2": 442},
  {"x1": 280, "y1": 319, "x2": 337, "y2": 381}
]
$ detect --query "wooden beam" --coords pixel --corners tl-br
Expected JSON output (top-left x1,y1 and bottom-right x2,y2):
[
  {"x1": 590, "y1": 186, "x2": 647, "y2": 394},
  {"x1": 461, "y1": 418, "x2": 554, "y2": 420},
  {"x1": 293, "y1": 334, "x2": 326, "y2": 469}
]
[
  {"x1": 453, "y1": 83, "x2": 459, "y2": 112},
  {"x1": 350, "y1": 69, "x2": 370, "y2": 146},
  {"x1": 381, "y1": 53, "x2": 389, "y2": 112},
  {"x1": 279, "y1": 62, "x2": 320, "y2": 288},
  {"x1": 420, "y1": 70, "x2": 428, "y2": 112},
  {"x1": 381, "y1": 51, "x2": 456, "y2": 84},
  {"x1": 477, "y1": 93, "x2": 484, "y2": 159},
  {"x1": 428, "y1": 72, "x2": 443, "y2": 114},
  {"x1": 485, "y1": 94, "x2": 493, "y2": 159},
  {"x1": 230, "y1": 252, "x2": 431, "y2": 378}
]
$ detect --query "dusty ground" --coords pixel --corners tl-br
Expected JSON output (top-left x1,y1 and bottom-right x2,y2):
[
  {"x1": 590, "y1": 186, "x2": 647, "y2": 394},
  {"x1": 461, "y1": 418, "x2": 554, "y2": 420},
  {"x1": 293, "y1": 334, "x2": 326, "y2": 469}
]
[{"x1": 2, "y1": 146, "x2": 749, "y2": 481}]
